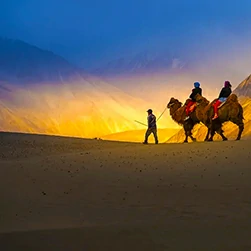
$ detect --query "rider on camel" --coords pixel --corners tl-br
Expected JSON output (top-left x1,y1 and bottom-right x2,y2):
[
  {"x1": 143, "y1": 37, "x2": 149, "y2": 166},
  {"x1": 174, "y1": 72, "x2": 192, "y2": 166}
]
[
  {"x1": 184, "y1": 82, "x2": 202, "y2": 121},
  {"x1": 212, "y1": 81, "x2": 232, "y2": 120}
]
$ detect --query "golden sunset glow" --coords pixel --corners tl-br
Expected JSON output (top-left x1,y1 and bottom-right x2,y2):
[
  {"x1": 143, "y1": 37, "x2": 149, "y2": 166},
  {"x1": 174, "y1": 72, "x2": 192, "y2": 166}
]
[
  {"x1": 102, "y1": 128, "x2": 180, "y2": 143},
  {"x1": 0, "y1": 79, "x2": 180, "y2": 140},
  {"x1": 1, "y1": 74, "x2": 251, "y2": 143}
]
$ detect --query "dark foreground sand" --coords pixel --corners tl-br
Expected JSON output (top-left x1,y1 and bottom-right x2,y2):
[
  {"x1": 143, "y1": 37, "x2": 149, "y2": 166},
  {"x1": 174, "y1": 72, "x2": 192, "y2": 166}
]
[{"x1": 1, "y1": 132, "x2": 251, "y2": 250}]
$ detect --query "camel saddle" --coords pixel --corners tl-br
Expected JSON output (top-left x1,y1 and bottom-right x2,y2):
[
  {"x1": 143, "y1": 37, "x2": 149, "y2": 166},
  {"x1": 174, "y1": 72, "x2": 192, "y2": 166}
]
[
  {"x1": 214, "y1": 94, "x2": 237, "y2": 109},
  {"x1": 218, "y1": 101, "x2": 226, "y2": 109},
  {"x1": 189, "y1": 103, "x2": 197, "y2": 112}
]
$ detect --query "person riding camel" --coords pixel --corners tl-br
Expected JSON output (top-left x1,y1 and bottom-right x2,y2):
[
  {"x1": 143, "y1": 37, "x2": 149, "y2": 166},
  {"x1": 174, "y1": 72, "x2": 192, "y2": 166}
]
[
  {"x1": 212, "y1": 81, "x2": 232, "y2": 120},
  {"x1": 184, "y1": 82, "x2": 202, "y2": 121}
]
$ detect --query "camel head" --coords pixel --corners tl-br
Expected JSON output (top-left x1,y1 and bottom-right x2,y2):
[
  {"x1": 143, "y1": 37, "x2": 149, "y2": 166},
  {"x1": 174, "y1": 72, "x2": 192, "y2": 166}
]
[{"x1": 167, "y1": 97, "x2": 182, "y2": 109}]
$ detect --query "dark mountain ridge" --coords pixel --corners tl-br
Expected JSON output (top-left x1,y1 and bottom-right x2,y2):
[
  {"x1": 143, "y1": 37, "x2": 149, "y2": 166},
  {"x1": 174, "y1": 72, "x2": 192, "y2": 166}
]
[{"x1": 0, "y1": 37, "x2": 83, "y2": 84}]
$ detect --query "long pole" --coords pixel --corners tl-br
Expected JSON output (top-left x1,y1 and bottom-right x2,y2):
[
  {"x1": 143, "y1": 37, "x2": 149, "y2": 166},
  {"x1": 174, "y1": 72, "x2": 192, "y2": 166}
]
[
  {"x1": 134, "y1": 107, "x2": 167, "y2": 127},
  {"x1": 134, "y1": 120, "x2": 148, "y2": 127},
  {"x1": 157, "y1": 107, "x2": 167, "y2": 122}
]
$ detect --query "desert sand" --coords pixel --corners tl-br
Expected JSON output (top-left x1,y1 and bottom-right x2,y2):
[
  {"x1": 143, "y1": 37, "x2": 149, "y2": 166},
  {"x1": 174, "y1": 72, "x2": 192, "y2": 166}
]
[
  {"x1": 1, "y1": 131, "x2": 251, "y2": 250},
  {"x1": 101, "y1": 128, "x2": 180, "y2": 143}
]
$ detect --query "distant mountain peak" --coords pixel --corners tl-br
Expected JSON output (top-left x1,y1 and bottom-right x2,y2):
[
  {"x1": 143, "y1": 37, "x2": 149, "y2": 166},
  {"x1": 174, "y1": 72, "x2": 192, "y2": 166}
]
[
  {"x1": 0, "y1": 37, "x2": 84, "y2": 84},
  {"x1": 234, "y1": 74, "x2": 251, "y2": 97},
  {"x1": 92, "y1": 50, "x2": 186, "y2": 76}
]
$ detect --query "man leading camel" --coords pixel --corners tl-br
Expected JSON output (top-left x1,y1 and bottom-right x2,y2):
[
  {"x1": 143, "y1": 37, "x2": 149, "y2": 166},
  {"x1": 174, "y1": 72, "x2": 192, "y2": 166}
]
[
  {"x1": 212, "y1": 81, "x2": 232, "y2": 120},
  {"x1": 143, "y1": 109, "x2": 158, "y2": 144}
]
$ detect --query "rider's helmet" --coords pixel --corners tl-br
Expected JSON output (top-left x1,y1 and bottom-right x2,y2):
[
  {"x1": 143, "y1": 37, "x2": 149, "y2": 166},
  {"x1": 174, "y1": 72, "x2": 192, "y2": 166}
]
[
  {"x1": 224, "y1": 81, "x2": 232, "y2": 88},
  {"x1": 194, "y1": 82, "x2": 200, "y2": 88}
]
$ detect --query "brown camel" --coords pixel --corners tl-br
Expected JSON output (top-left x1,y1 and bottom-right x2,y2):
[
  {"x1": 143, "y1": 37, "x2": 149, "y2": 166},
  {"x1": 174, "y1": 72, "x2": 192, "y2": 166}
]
[
  {"x1": 167, "y1": 98, "x2": 200, "y2": 143},
  {"x1": 195, "y1": 93, "x2": 244, "y2": 141}
]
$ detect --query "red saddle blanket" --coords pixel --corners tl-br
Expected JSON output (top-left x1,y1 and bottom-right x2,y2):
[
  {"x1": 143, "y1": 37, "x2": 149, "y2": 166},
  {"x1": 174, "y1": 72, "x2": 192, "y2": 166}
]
[{"x1": 189, "y1": 103, "x2": 196, "y2": 112}]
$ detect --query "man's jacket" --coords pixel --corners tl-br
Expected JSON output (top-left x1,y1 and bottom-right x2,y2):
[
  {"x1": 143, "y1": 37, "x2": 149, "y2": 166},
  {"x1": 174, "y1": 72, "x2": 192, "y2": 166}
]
[
  {"x1": 218, "y1": 87, "x2": 232, "y2": 98},
  {"x1": 148, "y1": 114, "x2": 157, "y2": 128},
  {"x1": 189, "y1": 87, "x2": 202, "y2": 101}
]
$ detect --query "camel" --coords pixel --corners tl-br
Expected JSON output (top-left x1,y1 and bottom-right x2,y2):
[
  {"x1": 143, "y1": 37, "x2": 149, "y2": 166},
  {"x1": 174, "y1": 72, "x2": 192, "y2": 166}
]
[
  {"x1": 167, "y1": 98, "x2": 200, "y2": 143},
  {"x1": 194, "y1": 93, "x2": 244, "y2": 141}
]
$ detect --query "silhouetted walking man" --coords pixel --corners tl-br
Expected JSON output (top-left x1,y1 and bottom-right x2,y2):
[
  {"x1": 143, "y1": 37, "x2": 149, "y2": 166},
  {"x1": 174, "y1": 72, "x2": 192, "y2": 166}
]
[{"x1": 143, "y1": 109, "x2": 158, "y2": 144}]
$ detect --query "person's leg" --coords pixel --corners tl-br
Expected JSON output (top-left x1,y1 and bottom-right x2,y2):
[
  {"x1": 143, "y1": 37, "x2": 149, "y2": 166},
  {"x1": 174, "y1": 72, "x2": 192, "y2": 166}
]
[
  {"x1": 144, "y1": 128, "x2": 151, "y2": 143},
  {"x1": 152, "y1": 128, "x2": 158, "y2": 144},
  {"x1": 213, "y1": 100, "x2": 221, "y2": 119},
  {"x1": 186, "y1": 101, "x2": 192, "y2": 116},
  {"x1": 185, "y1": 100, "x2": 194, "y2": 120}
]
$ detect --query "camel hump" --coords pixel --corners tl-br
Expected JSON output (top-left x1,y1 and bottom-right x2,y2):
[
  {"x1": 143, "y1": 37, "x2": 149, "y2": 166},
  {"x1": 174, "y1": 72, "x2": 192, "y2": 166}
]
[
  {"x1": 184, "y1": 98, "x2": 191, "y2": 105},
  {"x1": 227, "y1": 93, "x2": 238, "y2": 103},
  {"x1": 210, "y1": 98, "x2": 218, "y2": 105}
]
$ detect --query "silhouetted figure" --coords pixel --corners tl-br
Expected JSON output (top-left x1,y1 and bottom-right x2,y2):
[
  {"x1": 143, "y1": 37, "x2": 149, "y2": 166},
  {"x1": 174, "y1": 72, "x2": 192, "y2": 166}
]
[
  {"x1": 185, "y1": 82, "x2": 202, "y2": 120},
  {"x1": 212, "y1": 81, "x2": 232, "y2": 120},
  {"x1": 143, "y1": 109, "x2": 158, "y2": 144}
]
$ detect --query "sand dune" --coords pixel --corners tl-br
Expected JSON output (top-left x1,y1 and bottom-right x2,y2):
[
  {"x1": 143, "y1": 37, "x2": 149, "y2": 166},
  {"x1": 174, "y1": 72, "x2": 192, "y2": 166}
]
[
  {"x1": 1, "y1": 132, "x2": 251, "y2": 250},
  {"x1": 101, "y1": 128, "x2": 180, "y2": 143},
  {"x1": 0, "y1": 80, "x2": 178, "y2": 139}
]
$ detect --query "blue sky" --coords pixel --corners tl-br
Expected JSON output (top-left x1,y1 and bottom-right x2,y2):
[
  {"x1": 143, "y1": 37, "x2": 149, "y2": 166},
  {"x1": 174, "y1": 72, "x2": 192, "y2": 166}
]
[{"x1": 1, "y1": 0, "x2": 251, "y2": 69}]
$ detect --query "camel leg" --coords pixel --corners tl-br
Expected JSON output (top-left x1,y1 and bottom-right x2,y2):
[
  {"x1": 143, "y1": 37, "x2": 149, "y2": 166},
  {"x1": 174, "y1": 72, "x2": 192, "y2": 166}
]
[
  {"x1": 215, "y1": 123, "x2": 228, "y2": 141},
  {"x1": 204, "y1": 127, "x2": 210, "y2": 141},
  {"x1": 210, "y1": 120, "x2": 227, "y2": 141},
  {"x1": 184, "y1": 130, "x2": 188, "y2": 143},
  {"x1": 189, "y1": 135, "x2": 196, "y2": 142},
  {"x1": 183, "y1": 122, "x2": 195, "y2": 143},
  {"x1": 183, "y1": 125, "x2": 193, "y2": 143},
  {"x1": 208, "y1": 125, "x2": 216, "y2": 142},
  {"x1": 218, "y1": 129, "x2": 228, "y2": 141},
  {"x1": 208, "y1": 131, "x2": 215, "y2": 141},
  {"x1": 231, "y1": 119, "x2": 244, "y2": 140},
  {"x1": 236, "y1": 123, "x2": 244, "y2": 140}
]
